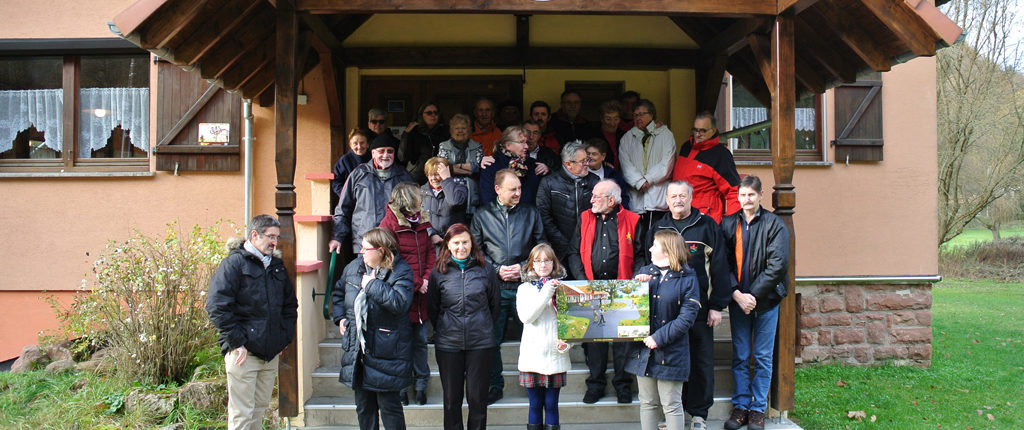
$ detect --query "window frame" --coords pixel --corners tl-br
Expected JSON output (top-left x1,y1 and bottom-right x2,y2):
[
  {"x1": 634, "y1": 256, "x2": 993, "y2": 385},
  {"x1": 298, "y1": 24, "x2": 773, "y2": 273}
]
[
  {"x1": 0, "y1": 39, "x2": 151, "y2": 173},
  {"x1": 725, "y1": 74, "x2": 828, "y2": 164}
]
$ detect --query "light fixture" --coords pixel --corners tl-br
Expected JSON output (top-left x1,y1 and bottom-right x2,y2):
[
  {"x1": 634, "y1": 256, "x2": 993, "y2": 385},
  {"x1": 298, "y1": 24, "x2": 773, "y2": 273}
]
[{"x1": 93, "y1": 108, "x2": 109, "y2": 118}]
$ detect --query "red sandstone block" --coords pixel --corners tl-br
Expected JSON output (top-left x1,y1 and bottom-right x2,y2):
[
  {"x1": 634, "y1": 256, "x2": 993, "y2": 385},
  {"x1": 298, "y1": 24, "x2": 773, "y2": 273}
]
[
  {"x1": 874, "y1": 345, "x2": 909, "y2": 360},
  {"x1": 854, "y1": 346, "x2": 872, "y2": 363},
  {"x1": 891, "y1": 328, "x2": 932, "y2": 344},
  {"x1": 833, "y1": 329, "x2": 865, "y2": 345},
  {"x1": 909, "y1": 344, "x2": 932, "y2": 361},
  {"x1": 845, "y1": 285, "x2": 865, "y2": 313},
  {"x1": 866, "y1": 292, "x2": 931, "y2": 311},
  {"x1": 818, "y1": 329, "x2": 832, "y2": 345},
  {"x1": 818, "y1": 285, "x2": 839, "y2": 294},
  {"x1": 820, "y1": 296, "x2": 844, "y2": 313},
  {"x1": 800, "y1": 347, "x2": 831, "y2": 362},
  {"x1": 800, "y1": 297, "x2": 820, "y2": 314},
  {"x1": 800, "y1": 315, "x2": 822, "y2": 328},
  {"x1": 893, "y1": 311, "x2": 916, "y2": 325},
  {"x1": 825, "y1": 313, "x2": 853, "y2": 326},
  {"x1": 832, "y1": 345, "x2": 852, "y2": 358},
  {"x1": 800, "y1": 331, "x2": 815, "y2": 346},
  {"x1": 866, "y1": 322, "x2": 887, "y2": 344},
  {"x1": 916, "y1": 310, "x2": 932, "y2": 326}
]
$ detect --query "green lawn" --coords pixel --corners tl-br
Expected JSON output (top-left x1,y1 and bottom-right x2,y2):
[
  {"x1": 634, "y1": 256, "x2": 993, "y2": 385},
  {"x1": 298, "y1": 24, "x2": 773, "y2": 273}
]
[
  {"x1": 943, "y1": 225, "x2": 1024, "y2": 249},
  {"x1": 792, "y1": 279, "x2": 1024, "y2": 429}
]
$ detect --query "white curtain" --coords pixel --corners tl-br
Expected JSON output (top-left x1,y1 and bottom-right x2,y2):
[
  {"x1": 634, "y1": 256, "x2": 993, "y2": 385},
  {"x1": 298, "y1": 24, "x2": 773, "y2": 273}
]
[
  {"x1": 0, "y1": 89, "x2": 63, "y2": 153},
  {"x1": 78, "y1": 87, "x2": 150, "y2": 158},
  {"x1": 731, "y1": 107, "x2": 816, "y2": 131}
]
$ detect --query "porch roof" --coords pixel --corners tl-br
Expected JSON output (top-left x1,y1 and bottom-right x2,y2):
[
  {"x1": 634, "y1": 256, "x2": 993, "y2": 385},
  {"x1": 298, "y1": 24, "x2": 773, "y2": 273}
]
[{"x1": 111, "y1": 0, "x2": 961, "y2": 105}]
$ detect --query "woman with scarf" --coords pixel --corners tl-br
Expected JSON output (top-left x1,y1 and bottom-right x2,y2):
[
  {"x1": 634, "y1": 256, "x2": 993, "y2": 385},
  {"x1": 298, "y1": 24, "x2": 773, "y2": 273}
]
[
  {"x1": 478, "y1": 125, "x2": 541, "y2": 207},
  {"x1": 516, "y1": 243, "x2": 572, "y2": 430},
  {"x1": 625, "y1": 230, "x2": 701, "y2": 430},
  {"x1": 437, "y1": 114, "x2": 485, "y2": 218},
  {"x1": 400, "y1": 101, "x2": 450, "y2": 184},
  {"x1": 420, "y1": 157, "x2": 468, "y2": 248},
  {"x1": 332, "y1": 227, "x2": 415, "y2": 430},
  {"x1": 378, "y1": 182, "x2": 437, "y2": 406},
  {"x1": 426, "y1": 223, "x2": 501, "y2": 430}
]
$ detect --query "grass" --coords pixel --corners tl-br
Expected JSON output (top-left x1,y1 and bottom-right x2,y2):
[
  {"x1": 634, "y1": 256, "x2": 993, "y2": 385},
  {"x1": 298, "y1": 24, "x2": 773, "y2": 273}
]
[
  {"x1": 0, "y1": 345, "x2": 232, "y2": 429},
  {"x1": 943, "y1": 225, "x2": 1024, "y2": 249},
  {"x1": 791, "y1": 279, "x2": 1024, "y2": 429}
]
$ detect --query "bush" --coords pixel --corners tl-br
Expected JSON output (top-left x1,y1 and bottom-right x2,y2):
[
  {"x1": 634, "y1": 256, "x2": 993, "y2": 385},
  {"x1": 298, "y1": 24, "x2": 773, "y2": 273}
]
[
  {"x1": 49, "y1": 222, "x2": 232, "y2": 385},
  {"x1": 940, "y1": 237, "x2": 1024, "y2": 281}
]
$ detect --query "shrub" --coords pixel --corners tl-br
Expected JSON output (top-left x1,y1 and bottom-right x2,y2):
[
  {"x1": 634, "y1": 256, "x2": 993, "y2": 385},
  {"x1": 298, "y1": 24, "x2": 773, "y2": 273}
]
[
  {"x1": 940, "y1": 237, "x2": 1024, "y2": 281},
  {"x1": 49, "y1": 222, "x2": 232, "y2": 385}
]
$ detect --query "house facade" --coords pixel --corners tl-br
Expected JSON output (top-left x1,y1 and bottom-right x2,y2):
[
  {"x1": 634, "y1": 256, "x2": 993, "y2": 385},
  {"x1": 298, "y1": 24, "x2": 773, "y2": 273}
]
[{"x1": 2, "y1": 0, "x2": 959, "y2": 422}]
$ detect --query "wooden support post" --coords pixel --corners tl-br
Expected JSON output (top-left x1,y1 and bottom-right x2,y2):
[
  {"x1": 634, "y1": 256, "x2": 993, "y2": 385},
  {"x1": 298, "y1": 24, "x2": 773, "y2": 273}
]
[
  {"x1": 274, "y1": 0, "x2": 299, "y2": 418},
  {"x1": 311, "y1": 33, "x2": 346, "y2": 207},
  {"x1": 769, "y1": 12, "x2": 797, "y2": 413}
]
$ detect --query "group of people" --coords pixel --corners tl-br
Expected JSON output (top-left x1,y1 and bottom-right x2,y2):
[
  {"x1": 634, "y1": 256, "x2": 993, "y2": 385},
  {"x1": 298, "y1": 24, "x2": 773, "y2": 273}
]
[{"x1": 203, "y1": 89, "x2": 790, "y2": 430}]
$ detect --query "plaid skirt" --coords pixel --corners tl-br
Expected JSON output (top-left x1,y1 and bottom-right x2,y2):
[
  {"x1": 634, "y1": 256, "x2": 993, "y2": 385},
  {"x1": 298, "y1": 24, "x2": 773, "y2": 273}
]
[{"x1": 518, "y1": 371, "x2": 567, "y2": 388}]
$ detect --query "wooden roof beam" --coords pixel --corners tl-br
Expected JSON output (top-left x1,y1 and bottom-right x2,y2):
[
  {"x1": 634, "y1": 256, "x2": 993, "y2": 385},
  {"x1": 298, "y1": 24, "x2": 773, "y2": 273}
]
[
  {"x1": 135, "y1": 0, "x2": 203, "y2": 50},
  {"x1": 794, "y1": 14, "x2": 859, "y2": 83},
  {"x1": 340, "y1": 47, "x2": 701, "y2": 68},
  {"x1": 747, "y1": 34, "x2": 774, "y2": 91},
  {"x1": 302, "y1": 14, "x2": 344, "y2": 50},
  {"x1": 804, "y1": 3, "x2": 891, "y2": 71},
  {"x1": 857, "y1": 0, "x2": 938, "y2": 56},
  {"x1": 296, "y1": 0, "x2": 777, "y2": 16},
  {"x1": 777, "y1": 0, "x2": 819, "y2": 14},
  {"x1": 794, "y1": 55, "x2": 827, "y2": 94},
  {"x1": 178, "y1": 0, "x2": 266, "y2": 66},
  {"x1": 219, "y1": 35, "x2": 275, "y2": 90},
  {"x1": 704, "y1": 17, "x2": 771, "y2": 56}
]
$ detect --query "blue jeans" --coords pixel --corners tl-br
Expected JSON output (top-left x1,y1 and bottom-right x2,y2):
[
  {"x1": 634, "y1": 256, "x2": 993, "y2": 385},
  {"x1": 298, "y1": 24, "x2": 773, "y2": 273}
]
[{"x1": 728, "y1": 302, "x2": 779, "y2": 413}]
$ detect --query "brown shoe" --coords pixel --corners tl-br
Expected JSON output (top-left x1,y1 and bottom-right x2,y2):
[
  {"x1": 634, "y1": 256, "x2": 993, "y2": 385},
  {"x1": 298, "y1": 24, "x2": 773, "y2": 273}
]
[
  {"x1": 747, "y1": 410, "x2": 765, "y2": 430},
  {"x1": 723, "y1": 408, "x2": 748, "y2": 430}
]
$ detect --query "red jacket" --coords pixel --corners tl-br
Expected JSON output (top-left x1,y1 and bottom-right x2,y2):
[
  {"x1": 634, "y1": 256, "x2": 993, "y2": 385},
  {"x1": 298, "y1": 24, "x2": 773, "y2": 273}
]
[
  {"x1": 579, "y1": 206, "x2": 640, "y2": 280},
  {"x1": 379, "y1": 204, "x2": 437, "y2": 324},
  {"x1": 672, "y1": 135, "x2": 741, "y2": 223}
]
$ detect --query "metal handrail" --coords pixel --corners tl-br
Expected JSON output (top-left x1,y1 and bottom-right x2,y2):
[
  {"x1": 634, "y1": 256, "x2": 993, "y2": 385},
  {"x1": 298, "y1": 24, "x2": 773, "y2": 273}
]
[
  {"x1": 311, "y1": 251, "x2": 338, "y2": 319},
  {"x1": 720, "y1": 119, "x2": 772, "y2": 140}
]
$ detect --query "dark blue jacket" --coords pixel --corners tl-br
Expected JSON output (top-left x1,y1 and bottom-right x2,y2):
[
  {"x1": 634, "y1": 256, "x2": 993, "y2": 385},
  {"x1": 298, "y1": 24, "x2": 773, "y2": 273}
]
[
  {"x1": 332, "y1": 255, "x2": 415, "y2": 392},
  {"x1": 625, "y1": 264, "x2": 700, "y2": 382},
  {"x1": 479, "y1": 150, "x2": 540, "y2": 207}
]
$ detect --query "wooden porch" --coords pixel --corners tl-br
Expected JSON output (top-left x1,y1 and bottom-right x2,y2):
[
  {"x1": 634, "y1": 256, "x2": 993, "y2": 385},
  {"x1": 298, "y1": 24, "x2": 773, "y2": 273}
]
[{"x1": 110, "y1": 0, "x2": 961, "y2": 421}]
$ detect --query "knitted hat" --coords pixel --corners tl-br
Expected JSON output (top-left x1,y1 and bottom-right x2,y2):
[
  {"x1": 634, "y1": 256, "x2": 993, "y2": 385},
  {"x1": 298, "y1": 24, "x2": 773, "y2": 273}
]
[{"x1": 369, "y1": 133, "x2": 399, "y2": 151}]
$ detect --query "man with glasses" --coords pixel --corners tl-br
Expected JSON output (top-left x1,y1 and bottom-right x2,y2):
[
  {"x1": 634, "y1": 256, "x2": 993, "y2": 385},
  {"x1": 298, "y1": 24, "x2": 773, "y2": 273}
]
[
  {"x1": 672, "y1": 111, "x2": 740, "y2": 223},
  {"x1": 330, "y1": 133, "x2": 414, "y2": 254},
  {"x1": 523, "y1": 120, "x2": 560, "y2": 175},
  {"x1": 568, "y1": 179, "x2": 645, "y2": 404},
  {"x1": 536, "y1": 141, "x2": 599, "y2": 266},
  {"x1": 367, "y1": 108, "x2": 390, "y2": 141},
  {"x1": 619, "y1": 99, "x2": 676, "y2": 232},
  {"x1": 207, "y1": 214, "x2": 298, "y2": 430}
]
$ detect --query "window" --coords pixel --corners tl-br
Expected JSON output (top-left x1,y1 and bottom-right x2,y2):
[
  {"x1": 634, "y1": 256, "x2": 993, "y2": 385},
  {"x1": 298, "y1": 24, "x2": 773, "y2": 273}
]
[
  {"x1": 725, "y1": 75, "x2": 825, "y2": 162},
  {"x1": 0, "y1": 53, "x2": 149, "y2": 171}
]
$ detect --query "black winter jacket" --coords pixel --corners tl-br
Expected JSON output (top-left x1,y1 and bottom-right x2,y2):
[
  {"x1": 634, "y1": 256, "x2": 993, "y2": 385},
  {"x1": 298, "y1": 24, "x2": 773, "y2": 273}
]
[
  {"x1": 426, "y1": 259, "x2": 501, "y2": 352},
  {"x1": 206, "y1": 240, "x2": 298, "y2": 362},
  {"x1": 646, "y1": 209, "x2": 736, "y2": 311},
  {"x1": 420, "y1": 178, "x2": 468, "y2": 238},
  {"x1": 400, "y1": 123, "x2": 450, "y2": 184},
  {"x1": 720, "y1": 207, "x2": 790, "y2": 311},
  {"x1": 536, "y1": 167, "x2": 599, "y2": 260},
  {"x1": 470, "y1": 200, "x2": 546, "y2": 289},
  {"x1": 331, "y1": 255, "x2": 415, "y2": 392},
  {"x1": 625, "y1": 264, "x2": 700, "y2": 382},
  {"x1": 333, "y1": 163, "x2": 415, "y2": 252}
]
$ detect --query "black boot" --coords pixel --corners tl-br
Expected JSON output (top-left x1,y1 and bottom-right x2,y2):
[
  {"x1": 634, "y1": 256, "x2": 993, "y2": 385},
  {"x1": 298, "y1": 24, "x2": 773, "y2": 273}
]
[
  {"x1": 544, "y1": 425, "x2": 560, "y2": 430},
  {"x1": 526, "y1": 425, "x2": 543, "y2": 430}
]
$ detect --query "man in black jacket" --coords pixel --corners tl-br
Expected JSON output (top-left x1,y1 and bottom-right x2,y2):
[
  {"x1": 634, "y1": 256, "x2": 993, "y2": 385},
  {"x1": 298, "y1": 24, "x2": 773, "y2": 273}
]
[
  {"x1": 645, "y1": 181, "x2": 735, "y2": 429},
  {"x1": 720, "y1": 175, "x2": 790, "y2": 430},
  {"x1": 206, "y1": 215, "x2": 298, "y2": 430},
  {"x1": 536, "y1": 141, "x2": 599, "y2": 264},
  {"x1": 471, "y1": 169, "x2": 545, "y2": 405}
]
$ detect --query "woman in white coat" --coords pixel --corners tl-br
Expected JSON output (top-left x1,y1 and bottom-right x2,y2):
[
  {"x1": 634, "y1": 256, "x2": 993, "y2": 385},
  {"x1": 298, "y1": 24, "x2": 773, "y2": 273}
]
[{"x1": 516, "y1": 243, "x2": 572, "y2": 430}]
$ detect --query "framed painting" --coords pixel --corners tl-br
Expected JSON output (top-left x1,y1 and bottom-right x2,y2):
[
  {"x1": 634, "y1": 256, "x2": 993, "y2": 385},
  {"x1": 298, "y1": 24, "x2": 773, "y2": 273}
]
[{"x1": 556, "y1": 279, "x2": 649, "y2": 342}]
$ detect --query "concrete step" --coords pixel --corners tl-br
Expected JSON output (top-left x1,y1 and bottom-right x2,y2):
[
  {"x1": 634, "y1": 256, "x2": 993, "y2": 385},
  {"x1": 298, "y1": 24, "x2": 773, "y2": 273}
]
[
  {"x1": 317, "y1": 338, "x2": 735, "y2": 369},
  {"x1": 302, "y1": 418, "x2": 802, "y2": 430},
  {"x1": 311, "y1": 362, "x2": 735, "y2": 400},
  {"x1": 303, "y1": 395, "x2": 751, "y2": 426}
]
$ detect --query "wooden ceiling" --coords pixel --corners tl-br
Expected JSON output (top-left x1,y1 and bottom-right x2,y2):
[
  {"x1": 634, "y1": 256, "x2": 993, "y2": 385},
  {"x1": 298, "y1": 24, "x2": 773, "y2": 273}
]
[{"x1": 112, "y1": 0, "x2": 961, "y2": 105}]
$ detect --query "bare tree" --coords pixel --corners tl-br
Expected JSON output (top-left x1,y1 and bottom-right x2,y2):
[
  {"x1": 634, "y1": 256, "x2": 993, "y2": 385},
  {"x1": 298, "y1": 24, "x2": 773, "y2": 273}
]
[
  {"x1": 938, "y1": 0, "x2": 1024, "y2": 244},
  {"x1": 975, "y1": 187, "x2": 1023, "y2": 239}
]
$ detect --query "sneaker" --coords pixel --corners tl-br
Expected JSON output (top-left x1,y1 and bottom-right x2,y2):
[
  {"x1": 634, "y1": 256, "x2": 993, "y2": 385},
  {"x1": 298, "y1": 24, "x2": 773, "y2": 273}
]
[
  {"x1": 487, "y1": 387, "x2": 503, "y2": 405},
  {"x1": 747, "y1": 410, "x2": 765, "y2": 430},
  {"x1": 723, "y1": 408, "x2": 748, "y2": 430},
  {"x1": 689, "y1": 416, "x2": 706, "y2": 430},
  {"x1": 582, "y1": 390, "x2": 603, "y2": 404}
]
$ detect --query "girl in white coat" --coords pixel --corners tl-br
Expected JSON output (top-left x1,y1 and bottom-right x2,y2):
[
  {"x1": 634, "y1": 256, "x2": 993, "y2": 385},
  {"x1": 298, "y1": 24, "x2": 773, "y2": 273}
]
[{"x1": 517, "y1": 243, "x2": 572, "y2": 430}]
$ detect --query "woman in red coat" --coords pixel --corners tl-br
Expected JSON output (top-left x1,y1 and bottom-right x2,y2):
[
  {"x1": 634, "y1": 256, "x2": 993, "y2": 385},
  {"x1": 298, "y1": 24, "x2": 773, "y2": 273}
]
[{"x1": 379, "y1": 182, "x2": 437, "y2": 405}]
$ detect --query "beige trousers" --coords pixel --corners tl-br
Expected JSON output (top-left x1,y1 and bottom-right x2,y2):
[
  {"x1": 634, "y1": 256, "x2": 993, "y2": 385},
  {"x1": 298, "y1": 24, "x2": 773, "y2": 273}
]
[
  {"x1": 225, "y1": 350, "x2": 279, "y2": 430},
  {"x1": 637, "y1": 376, "x2": 685, "y2": 430}
]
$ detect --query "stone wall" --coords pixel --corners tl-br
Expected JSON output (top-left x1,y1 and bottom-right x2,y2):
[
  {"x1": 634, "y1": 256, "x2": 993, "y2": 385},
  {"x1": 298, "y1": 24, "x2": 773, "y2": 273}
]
[{"x1": 795, "y1": 284, "x2": 933, "y2": 366}]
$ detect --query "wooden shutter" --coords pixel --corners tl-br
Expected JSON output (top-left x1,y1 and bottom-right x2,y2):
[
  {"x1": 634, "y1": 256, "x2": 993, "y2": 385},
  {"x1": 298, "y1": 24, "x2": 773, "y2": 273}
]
[
  {"x1": 153, "y1": 61, "x2": 242, "y2": 171},
  {"x1": 832, "y1": 72, "x2": 883, "y2": 162}
]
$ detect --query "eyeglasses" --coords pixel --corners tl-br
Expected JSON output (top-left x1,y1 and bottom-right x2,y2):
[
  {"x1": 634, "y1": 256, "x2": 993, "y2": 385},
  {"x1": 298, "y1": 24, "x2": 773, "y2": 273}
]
[
  {"x1": 369, "y1": 119, "x2": 386, "y2": 125},
  {"x1": 259, "y1": 232, "x2": 280, "y2": 241},
  {"x1": 634, "y1": 111, "x2": 652, "y2": 117},
  {"x1": 361, "y1": 246, "x2": 379, "y2": 253},
  {"x1": 692, "y1": 128, "x2": 710, "y2": 134},
  {"x1": 423, "y1": 111, "x2": 439, "y2": 116},
  {"x1": 568, "y1": 157, "x2": 590, "y2": 165},
  {"x1": 534, "y1": 260, "x2": 554, "y2": 265}
]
